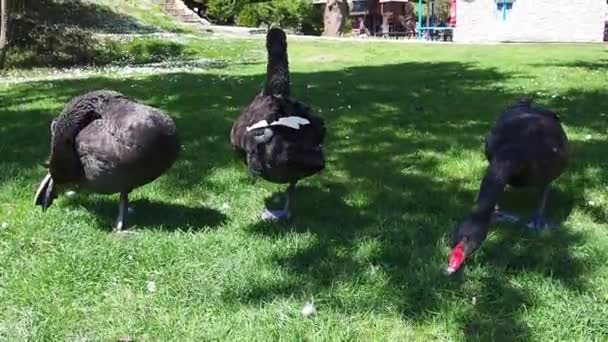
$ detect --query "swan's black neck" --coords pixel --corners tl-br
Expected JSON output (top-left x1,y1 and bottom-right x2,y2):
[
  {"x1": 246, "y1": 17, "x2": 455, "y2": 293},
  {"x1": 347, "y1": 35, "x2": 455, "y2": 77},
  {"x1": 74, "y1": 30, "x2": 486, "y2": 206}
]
[
  {"x1": 475, "y1": 162, "x2": 509, "y2": 216},
  {"x1": 449, "y1": 159, "x2": 514, "y2": 270},
  {"x1": 49, "y1": 109, "x2": 98, "y2": 183},
  {"x1": 263, "y1": 47, "x2": 290, "y2": 97},
  {"x1": 49, "y1": 91, "x2": 119, "y2": 183}
]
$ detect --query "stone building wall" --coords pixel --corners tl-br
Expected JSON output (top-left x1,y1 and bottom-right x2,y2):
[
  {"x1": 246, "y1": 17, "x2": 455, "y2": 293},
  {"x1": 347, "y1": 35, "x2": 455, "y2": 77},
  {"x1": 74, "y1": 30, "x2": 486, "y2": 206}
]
[{"x1": 454, "y1": 0, "x2": 606, "y2": 43}]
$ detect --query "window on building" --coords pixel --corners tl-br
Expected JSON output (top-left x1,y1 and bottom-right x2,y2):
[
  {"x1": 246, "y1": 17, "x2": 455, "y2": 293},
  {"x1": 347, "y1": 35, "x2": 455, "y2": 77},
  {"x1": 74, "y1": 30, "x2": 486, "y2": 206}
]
[
  {"x1": 495, "y1": 0, "x2": 514, "y2": 21},
  {"x1": 351, "y1": 0, "x2": 369, "y2": 13}
]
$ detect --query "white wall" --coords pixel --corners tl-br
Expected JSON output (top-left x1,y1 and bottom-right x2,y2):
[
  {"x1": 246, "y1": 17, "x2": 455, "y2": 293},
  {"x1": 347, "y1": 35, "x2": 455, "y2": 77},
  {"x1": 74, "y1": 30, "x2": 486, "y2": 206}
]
[{"x1": 454, "y1": 0, "x2": 606, "y2": 43}]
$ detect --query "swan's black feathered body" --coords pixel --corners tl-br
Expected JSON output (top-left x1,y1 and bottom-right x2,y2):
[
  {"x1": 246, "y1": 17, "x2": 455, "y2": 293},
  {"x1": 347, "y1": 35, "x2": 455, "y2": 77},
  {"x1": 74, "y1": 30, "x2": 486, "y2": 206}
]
[
  {"x1": 35, "y1": 90, "x2": 180, "y2": 230},
  {"x1": 448, "y1": 98, "x2": 569, "y2": 274},
  {"x1": 230, "y1": 28, "x2": 325, "y2": 220},
  {"x1": 483, "y1": 99, "x2": 568, "y2": 188},
  {"x1": 231, "y1": 94, "x2": 325, "y2": 184}
]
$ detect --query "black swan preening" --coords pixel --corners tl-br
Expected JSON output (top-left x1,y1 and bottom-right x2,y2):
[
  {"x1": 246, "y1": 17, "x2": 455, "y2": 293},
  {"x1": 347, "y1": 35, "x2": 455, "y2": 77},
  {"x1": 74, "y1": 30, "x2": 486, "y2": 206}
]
[
  {"x1": 35, "y1": 90, "x2": 180, "y2": 231},
  {"x1": 447, "y1": 98, "x2": 569, "y2": 275},
  {"x1": 230, "y1": 28, "x2": 325, "y2": 221}
]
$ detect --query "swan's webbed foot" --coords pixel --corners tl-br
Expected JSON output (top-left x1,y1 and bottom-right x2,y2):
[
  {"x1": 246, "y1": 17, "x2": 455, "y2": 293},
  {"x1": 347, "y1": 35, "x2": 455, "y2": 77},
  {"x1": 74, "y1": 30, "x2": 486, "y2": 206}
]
[
  {"x1": 525, "y1": 185, "x2": 557, "y2": 231},
  {"x1": 260, "y1": 208, "x2": 292, "y2": 221},
  {"x1": 525, "y1": 214, "x2": 558, "y2": 231},
  {"x1": 491, "y1": 210, "x2": 521, "y2": 224},
  {"x1": 260, "y1": 182, "x2": 296, "y2": 222}
]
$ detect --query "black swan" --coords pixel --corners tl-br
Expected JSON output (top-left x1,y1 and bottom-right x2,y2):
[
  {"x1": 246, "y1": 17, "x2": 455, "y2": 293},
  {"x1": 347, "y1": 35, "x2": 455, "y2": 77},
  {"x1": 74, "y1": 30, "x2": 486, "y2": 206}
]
[
  {"x1": 230, "y1": 28, "x2": 325, "y2": 221},
  {"x1": 34, "y1": 90, "x2": 180, "y2": 231},
  {"x1": 447, "y1": 98, "x2": 569, "y2": 274}
]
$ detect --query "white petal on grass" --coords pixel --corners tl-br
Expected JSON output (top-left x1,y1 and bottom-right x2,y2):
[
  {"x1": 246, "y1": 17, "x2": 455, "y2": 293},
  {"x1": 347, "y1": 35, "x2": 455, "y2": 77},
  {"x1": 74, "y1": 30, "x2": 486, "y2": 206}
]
[
  {"x1": 65, "y1": 190, "x2": 76, "y2": 197},
  {"x1": 588, "y1": 200, "x2": 595, "y2": 206},
  {"x1": 301, "y1": 299, "x2": 317, "y2": 317},
  {"x1": 1, "y1": 222, "x2": 7, "y2": 229},
  {"x1": 585, "y1": 134, "x2": 592, "y2": 140},
  {"x1": 368, "y1": 264, "x2": 378, "y2": 275},
  {"x1": 147, "y1": 281, "x2": 157, "y2": 293}
]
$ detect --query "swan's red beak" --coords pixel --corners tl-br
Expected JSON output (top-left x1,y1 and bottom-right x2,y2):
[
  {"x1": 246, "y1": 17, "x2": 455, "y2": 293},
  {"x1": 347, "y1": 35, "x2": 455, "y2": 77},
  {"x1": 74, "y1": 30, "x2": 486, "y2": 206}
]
[{"x1": 446, "y1": 241, "x2": 465, "y2": 275}]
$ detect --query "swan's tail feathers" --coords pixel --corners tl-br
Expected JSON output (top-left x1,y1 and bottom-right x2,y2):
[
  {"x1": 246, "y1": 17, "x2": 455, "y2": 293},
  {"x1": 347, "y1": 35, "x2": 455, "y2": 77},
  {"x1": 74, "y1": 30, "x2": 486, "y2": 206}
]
[{"x1": 34, "y1": 173, "x2": 56, "y2": 212}]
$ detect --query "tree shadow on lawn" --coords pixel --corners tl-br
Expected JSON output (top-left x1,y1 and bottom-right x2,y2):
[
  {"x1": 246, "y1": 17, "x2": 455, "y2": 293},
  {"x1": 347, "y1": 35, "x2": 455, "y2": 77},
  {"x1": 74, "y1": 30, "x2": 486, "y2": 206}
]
[
  {"x1": 0, "y1": 61, "x2": 506, "y2": 193},
  {"x1": 239, "y1": 64, "x2": 603, "y2": 339},
  {"x1": 545, "y1": 89, "x2": 608, "y2": 224},
  {"x1": 530, "y1": 60, "x2": 608, "y2": 72},
  {"x1": 67, "y1": 196, "x2": 227, "y2": 232},
  {"x1": 244, "y1": 163, "x2": 584, "y2": 341},
  {"x1": 1, "y1": 61, "x2": 606, "y2": 339}
]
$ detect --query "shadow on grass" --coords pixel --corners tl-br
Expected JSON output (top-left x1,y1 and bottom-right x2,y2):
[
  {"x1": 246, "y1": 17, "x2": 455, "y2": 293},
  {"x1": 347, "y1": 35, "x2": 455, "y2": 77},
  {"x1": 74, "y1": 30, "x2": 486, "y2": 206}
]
[
  {"x1": 531, "y1": 60, "x2": 608, "y2": 71},
  {"x1": 1, "y1": 60, "x2": 607, "y2": 339},
  {"x1": 12, "y1": 0, "x2": 161, "y2": 35},
  {"x1": 71, "y1": 197, "x2": 227, "y2": 232},
  {"x1": 498, "y1": 186, "x2": 574, "y2": 225},
  {"x1": 456, "y1": 272, "x2": 533, "y2": 340},
  {"x1": 238, "y1": 64, "x2": 602, "y2": 340}
]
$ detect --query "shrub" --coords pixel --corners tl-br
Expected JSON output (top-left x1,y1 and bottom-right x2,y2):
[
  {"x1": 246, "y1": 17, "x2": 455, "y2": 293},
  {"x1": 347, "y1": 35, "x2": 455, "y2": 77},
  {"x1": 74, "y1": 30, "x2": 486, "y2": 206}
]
[
  {"x1": 300, "y1": 4, "x2": 323, "y2": 35},
  {"x1": 343, "y1": 15, "x2": 352, "y2": 35},
  {"x1": 235, "y1": 0, "x2": 321, "y2": 32},
  {"x1": 237, "y1": 4, "x2": 268, "y2": 27},
  {"x1": 207, "y1": 0, "x2": 243, "y2": 25}
]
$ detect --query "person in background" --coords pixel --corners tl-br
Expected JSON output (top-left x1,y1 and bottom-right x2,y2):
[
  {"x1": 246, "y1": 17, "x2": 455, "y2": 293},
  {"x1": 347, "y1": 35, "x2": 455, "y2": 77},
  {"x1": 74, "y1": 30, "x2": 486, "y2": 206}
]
[{"x1": 359, "y1": 18, "x2": 370, "y2": 37}]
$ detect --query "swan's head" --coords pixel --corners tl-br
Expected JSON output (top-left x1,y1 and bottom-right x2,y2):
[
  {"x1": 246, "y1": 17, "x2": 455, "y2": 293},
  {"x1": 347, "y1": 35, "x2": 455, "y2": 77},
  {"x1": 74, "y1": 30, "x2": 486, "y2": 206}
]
[
  {"x1": 446, "y1": 214, "x2": 489, "y2": 275},
  {"x1": 266, "y1": 27, "x2": 287, "y2": 56}
]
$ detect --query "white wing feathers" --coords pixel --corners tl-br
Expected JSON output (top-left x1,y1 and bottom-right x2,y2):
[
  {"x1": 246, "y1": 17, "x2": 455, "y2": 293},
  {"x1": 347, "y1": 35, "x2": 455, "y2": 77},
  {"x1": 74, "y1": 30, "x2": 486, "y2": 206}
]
[
  {"x1": 246, "y1": 116, "x2": 311, "y2": 132},
  {"x1": 246, "y1": 119, "x2": 270, "y2": 132},
  {"x1": 34, "y1": 173, "x2": 52, "y2": 205}
]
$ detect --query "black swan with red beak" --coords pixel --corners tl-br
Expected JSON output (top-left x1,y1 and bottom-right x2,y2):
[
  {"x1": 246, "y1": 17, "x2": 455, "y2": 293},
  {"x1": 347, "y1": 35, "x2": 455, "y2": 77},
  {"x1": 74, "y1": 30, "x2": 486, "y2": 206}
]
[
  {"x1": 447, "y1": 98, "x2": 569, "y2": 274},
  {"x1": 230, "y1": 28, "x2": 325, "y2": 221},
  {"x1": 34, "y1": 90, "x2": 180, "y2": 231}
]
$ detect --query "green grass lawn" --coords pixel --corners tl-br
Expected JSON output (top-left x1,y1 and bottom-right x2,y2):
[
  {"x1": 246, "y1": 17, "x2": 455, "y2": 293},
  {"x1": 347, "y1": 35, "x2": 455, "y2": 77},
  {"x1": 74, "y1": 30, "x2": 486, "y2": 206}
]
[{"x1": 1, "y1": 38, "x2": 607, "y2": 340}]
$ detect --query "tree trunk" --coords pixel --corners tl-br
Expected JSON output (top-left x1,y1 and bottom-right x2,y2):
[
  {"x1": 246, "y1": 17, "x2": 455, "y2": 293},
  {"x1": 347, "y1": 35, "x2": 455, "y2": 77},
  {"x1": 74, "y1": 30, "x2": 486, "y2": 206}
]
[
  {"x1": 0, "y1": 0, "x2": 9, "y2": 70},
  {"x1": 323, "y1": 0, "x2": 349, "y2": 37},
  {"x1": 426, "y1": 0, "x2": 431, "y2": 27}
]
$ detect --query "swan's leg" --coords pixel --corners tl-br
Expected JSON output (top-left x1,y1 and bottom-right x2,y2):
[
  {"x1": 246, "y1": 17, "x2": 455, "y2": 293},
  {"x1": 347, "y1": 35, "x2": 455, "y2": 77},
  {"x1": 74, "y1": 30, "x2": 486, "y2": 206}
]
[
  {"x1": 491, "y1": 204, "x2": 521, "y2": 224},
  {"x1": 114, "y1": 191, "x2": 129, "y2": 232},
  {"x1": 526, "y1": 185, "x2": 557, "y2": 231},
  {"x1": 261, "y1": 182, "x2": 296, "y2": 221}
]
